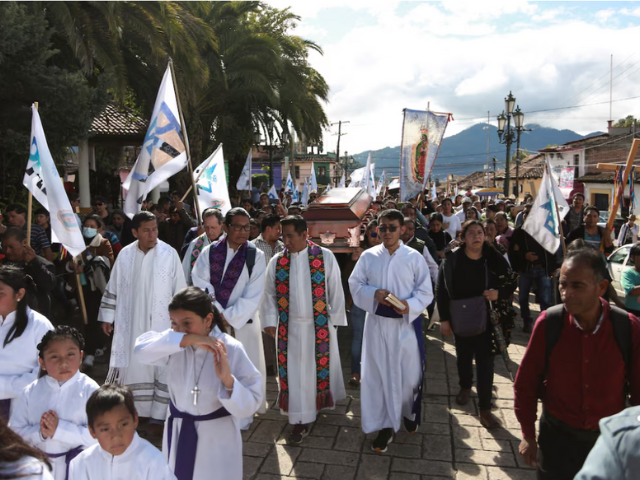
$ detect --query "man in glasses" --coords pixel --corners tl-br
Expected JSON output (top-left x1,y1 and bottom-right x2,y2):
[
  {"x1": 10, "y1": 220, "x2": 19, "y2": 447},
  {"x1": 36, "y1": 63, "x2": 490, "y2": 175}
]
[
  {"x1": 349, "y1": 209, "x2": 433, "y2": 453},
  {"x1": 191, "y1": 207, "x2": 268, "y2": 426},
  {"x1": 91, "y1": 195, "x2": 112, "y2": 226}
]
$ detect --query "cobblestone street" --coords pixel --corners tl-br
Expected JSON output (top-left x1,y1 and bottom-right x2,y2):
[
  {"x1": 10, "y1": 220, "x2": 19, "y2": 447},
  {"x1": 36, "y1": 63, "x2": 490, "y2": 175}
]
[{"x1": 241, "y1": 302, "x2": 540, "y2": 480}]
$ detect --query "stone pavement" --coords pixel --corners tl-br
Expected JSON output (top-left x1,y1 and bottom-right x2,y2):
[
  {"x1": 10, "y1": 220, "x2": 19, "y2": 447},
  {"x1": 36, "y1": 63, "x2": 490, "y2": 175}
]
[{"x1": 241, "y1": 303, "x2": 540, "y2": 480}]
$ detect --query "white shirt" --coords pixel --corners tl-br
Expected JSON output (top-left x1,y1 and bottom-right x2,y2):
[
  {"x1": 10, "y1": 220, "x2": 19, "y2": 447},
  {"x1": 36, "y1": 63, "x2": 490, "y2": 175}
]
[
  {"x1": 405, "y1": 237, "x2": 439, "y2": 283},
  {"x1": 441, "y1": 213, "x2": 462, "y2": 239},
  {"x1": 0, "y1": 308, "x2": 53, "y2": 402},
  {"x1": 69, "y1": 433, "x2": 176, "y2": 480}
]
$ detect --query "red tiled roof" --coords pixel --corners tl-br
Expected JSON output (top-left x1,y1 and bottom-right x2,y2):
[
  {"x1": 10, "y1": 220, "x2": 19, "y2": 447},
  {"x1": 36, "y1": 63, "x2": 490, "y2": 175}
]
[{"x1": 89, "y1": 104, "x2": 149, "y2": 138}]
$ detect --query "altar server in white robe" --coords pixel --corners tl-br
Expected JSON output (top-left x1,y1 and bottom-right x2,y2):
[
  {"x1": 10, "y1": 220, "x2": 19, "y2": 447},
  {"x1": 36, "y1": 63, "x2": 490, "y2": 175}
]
[
  {"x1": 10, "y1": 326, "x2": 99, "y2": 480},
  {"x1": 0, "y1": 266, "x2": 53, "y2": 420},
  {"x1": 191, "y1": 208, "x2": 267, "y2": 423},
  {"x1": 182, "y1": 208, "x2": 225, "y2": 285},
  {"x1": 134, "y1": 287, "x2": 262, "y2": 480},
  {"x1": 69, "y1": 384, "x2": 176, "y2": 480},
  {"x1": 349, "y1": 209, "x2": 433, "y2": 453},
  {"x1": 260, "y1": 215, "x2": 347, "y2": 444},
  {"x1": 99, "y1": 211, "x2": 186, "y2": 422}
]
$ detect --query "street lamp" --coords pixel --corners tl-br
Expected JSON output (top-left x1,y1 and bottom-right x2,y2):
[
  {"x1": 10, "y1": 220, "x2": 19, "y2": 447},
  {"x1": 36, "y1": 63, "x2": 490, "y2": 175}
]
[{"x1": 496, "y1": 92, "x2": 525, "y2": 197}]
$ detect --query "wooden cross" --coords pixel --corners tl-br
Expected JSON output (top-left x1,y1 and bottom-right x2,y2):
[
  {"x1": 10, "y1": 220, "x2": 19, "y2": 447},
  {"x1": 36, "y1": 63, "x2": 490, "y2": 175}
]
[{"x1": 596, "y1": 138, "x2": 640, "y2": 251}]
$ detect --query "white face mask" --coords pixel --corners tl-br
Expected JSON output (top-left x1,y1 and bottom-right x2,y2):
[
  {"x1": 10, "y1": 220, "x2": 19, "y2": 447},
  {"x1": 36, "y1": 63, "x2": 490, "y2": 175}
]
[{"x1": 83, "y1": 227, "x2": 98, "y2": 239}]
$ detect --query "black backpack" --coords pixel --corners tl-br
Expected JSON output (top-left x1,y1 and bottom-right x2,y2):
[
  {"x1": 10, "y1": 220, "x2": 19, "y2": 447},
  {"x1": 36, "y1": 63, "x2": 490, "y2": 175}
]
[
  {"x1": 246, "y1": 242, "x2": 257, "y2": 277},
  {"x1": 541, "y1": 304, "x2": 632, "y2": 399}
]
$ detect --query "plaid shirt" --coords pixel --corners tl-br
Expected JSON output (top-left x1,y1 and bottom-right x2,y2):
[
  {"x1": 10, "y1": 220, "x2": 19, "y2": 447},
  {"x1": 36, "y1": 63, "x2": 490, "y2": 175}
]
[{"x1": 252, "y1": 235, "x2": 284, "y2": 262}]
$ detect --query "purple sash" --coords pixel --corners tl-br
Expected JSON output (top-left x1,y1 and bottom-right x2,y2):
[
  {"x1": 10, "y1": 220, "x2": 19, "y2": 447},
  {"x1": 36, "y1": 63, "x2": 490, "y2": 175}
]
[
  {"x1": 48, "y1": 445, "x2": 83, "y2": 480},
  {"x1": 167, "y1": 402, "x2": 231, "y2": 480},
  {"x1": 209, "y1": 238, "x2": 248, "y2": 309}
]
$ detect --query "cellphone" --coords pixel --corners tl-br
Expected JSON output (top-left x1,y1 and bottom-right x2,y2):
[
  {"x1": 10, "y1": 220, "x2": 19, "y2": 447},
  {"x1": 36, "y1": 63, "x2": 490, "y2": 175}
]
[{"x1": 269, "y1": 197, "x2": 280, "y2": 205}]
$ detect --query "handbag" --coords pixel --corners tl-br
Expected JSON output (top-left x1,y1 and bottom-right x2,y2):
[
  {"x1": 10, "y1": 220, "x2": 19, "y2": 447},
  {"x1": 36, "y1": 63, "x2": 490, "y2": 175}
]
[{"x1": 448, "y1": 261, "x2": 488, "y2": 337}]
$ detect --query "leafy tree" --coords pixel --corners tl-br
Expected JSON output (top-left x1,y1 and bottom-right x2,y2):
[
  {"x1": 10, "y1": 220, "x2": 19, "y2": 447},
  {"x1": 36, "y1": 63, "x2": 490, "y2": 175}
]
[
  {"x1": 613, "y1": 115, "x2": 639, "y2": 127},
  {"x1": 0, "y1": 1, "x2": 107, "y2": 204}
]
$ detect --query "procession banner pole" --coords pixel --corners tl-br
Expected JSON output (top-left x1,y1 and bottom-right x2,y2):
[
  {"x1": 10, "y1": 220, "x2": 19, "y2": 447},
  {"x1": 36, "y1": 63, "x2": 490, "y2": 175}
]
[
  {"x1": 597, "y1": 138, "x2": 639, "y2": 252},
  {"x1": 26, "y1": 104, "x2": 37, "y2": 247},
  {"x1": 169, "y1": 59, "x2": 201, "y2": 225},
  {"x1": 399, "y1": 109, "x2": 407, "y2": 202}
]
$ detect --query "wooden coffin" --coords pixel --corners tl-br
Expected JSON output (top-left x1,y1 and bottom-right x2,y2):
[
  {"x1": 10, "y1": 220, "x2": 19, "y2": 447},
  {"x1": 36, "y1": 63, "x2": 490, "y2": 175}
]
[{"x1": 302, "y1": 188, "x2": 372, "y2": 252}]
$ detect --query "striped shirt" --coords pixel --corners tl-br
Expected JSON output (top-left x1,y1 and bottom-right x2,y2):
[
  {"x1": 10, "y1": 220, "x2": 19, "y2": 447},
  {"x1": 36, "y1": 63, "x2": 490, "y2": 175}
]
[
  {"x1": 252, "y1": 235, "x2": 284, "y2": 262},
  {"x1": 22, "y1": 224, "x2": 51, "y2": 256}
]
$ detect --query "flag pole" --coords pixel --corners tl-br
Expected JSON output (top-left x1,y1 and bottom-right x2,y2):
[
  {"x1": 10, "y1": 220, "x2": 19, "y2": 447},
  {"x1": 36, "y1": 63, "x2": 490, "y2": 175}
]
[
  {"x1": 169, "y1": 59, "x2": 201, "y2": 225},
  {"x1": 26, "y1": 104, "x2": 37, "y2": 248}
]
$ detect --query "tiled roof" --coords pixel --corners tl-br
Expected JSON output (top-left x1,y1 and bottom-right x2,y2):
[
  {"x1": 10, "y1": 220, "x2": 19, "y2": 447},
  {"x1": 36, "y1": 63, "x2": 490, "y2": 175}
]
[
  {"x1": 496, "y1": 153, "x2": 545, "y2": 179},
  {"x1": 89, "y1": 104, "x2": 149, "y2": 138},
  {"x1": 457, "y1": 171, "x2": 489, "y2": 189},
  {"x1": 577, "y1": 172, "x2": 617, "y2": 183}
]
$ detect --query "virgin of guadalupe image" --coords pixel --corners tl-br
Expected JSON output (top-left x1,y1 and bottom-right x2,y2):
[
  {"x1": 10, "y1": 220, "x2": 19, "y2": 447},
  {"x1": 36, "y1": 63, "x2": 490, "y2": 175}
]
[{"x1": 412, "y1": 128, "x2": 429, "y2": 183}]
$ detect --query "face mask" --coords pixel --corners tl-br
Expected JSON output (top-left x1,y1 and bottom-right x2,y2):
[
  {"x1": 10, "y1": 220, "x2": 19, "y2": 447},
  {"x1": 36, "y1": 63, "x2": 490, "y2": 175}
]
[{"x1": 83, "y1": 227, "x2": 98, "y2": 238}]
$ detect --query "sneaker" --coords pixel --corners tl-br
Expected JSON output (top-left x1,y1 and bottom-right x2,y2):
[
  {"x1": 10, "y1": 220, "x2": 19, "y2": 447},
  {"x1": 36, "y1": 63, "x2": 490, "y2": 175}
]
[
  {"x1": 83, "y1": 355, "x2": 94, "y2": 368},
  {"x1": 288, "y1": 424, "x2": 309, "y2": 444},
  {"x1": 403, "y1": 417, "x2": 418, "y2": 434},
  {"x1": 479, "y1": 410, "x2": 502, "y2": 429},
  {"x1": 348, "y1": 374, "x2": 360, "y2": 387},
  {"x1": 371, "y1": 428, "x2": 394, "y2": 453}
]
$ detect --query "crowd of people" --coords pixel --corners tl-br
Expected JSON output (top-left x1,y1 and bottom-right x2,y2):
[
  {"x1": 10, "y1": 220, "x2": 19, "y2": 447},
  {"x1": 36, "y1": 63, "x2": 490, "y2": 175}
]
[{"x1": 0, "y1": 185, "x2": 639, "y2": 480}]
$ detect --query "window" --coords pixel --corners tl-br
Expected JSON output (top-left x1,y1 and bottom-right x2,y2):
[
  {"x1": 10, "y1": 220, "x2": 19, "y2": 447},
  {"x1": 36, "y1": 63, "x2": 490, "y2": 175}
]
[
  {"x1": 318, "y1": 166, "x2": 327, "y2": 177},
  {"x1": 609, "y1": 248, "x2": 628, "y2": 265},
  {"x1": 594, "y1": 193, "x2": 609, "y2": 212},
  {"x1": 574, "y1": 154, "x2": 580, "y2": 178},
  {"x1": 295, "y1": 166, "x2": 300, "y2": 179}
]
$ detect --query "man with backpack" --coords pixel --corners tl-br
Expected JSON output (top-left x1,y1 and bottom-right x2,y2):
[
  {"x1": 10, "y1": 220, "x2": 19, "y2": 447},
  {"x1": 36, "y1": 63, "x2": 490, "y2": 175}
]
[{"x1": 513, "y1": 245, "x2": 640, "y2": 479}]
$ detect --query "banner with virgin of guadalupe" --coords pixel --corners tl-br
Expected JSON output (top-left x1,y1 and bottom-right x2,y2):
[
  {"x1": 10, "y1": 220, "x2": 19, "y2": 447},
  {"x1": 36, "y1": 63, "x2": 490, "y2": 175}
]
[{"x1": 399, "y1": 109, "x2": 450, "y2": 201}]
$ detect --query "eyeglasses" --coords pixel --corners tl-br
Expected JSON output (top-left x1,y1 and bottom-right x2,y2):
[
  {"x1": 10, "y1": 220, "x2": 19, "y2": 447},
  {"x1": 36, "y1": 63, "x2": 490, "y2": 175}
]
[
  {"x1": 230, "y1": 224, "x2": 251, "y2": 232},
  {"x1": 378, "y1": 225, "x2": 399, "y2": 233},
  {"x1": 92, "y1": 202, "x2": 104, "y2": 207}
]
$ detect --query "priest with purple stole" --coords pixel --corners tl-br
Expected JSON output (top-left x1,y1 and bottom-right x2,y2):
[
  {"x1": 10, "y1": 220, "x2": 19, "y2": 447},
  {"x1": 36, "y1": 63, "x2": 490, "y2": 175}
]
[
  {"x1": 191, "y1": 208, "x2": 267, "y2": 427},
  {"x1": 259, "y1": 215, "x2": 347, "y2": 444}
]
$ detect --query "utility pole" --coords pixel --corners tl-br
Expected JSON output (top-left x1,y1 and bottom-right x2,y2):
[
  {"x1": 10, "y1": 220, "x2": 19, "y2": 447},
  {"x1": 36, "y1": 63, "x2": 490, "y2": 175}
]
[
  {"x1": 331, "y1": 120, "x2": 350, "y2": 173},
  {"x1": 493, "y1": 157, "x2": 497, "y2": 188}
]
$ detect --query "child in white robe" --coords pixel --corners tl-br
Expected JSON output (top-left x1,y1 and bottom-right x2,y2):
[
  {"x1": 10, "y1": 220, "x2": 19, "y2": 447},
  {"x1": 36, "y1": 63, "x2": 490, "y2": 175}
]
[
  {"x1": 69, "y1": 384, "x2": 176, "y2": 480},
  {"x1": 10, "y1": 326, "x2": 99, "y2": 480},
  {"x1": 134, "y1": 286, "x2": 263, "y2": 480},
  {"x1": 1, "y1": 416, "x2": 54, "y2": 480},
  {"x1": 0, "y1": 266, "x2": 53, "y2": 420}
]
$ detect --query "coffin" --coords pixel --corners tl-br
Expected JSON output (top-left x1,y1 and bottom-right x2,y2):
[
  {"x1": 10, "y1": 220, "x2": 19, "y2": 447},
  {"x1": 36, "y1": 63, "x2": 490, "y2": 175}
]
[{"x1": 302, "y1": 188, "x2": 372, "y2": 252}]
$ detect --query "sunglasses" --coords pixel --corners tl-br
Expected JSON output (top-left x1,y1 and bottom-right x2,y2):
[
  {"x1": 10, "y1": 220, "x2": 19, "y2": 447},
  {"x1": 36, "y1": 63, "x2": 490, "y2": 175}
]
[
  {"x1": 92, "y1": 202, "x2": 104, "y2": 207},
  {"x1": 378, "y1": 226, "x2": 399, "y2": 233}
]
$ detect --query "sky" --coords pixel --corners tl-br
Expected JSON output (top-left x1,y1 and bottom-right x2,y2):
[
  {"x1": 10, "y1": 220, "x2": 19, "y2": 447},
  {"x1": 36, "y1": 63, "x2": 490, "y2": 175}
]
[{"x1": 268, "y1": 1, "x2": 640, "y2": 156}]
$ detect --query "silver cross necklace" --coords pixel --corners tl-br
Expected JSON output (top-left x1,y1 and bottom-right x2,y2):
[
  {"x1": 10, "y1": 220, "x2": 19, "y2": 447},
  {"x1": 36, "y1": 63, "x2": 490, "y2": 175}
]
[{"x1": 191, "y1": 349, "x2": 209, "y2": 406}]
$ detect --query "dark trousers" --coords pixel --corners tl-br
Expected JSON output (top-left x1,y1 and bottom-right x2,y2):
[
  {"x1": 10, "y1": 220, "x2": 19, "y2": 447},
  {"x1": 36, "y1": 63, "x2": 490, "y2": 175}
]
[
  {"x1": 454, "y1": 330, "x2": 494, "y2": 411},
  {"x1": 537, "y1": 411, "x2": 599, "y2": 480},
  {"x1": 83, "y1": 289, "x2": 106, "y2": 356}
]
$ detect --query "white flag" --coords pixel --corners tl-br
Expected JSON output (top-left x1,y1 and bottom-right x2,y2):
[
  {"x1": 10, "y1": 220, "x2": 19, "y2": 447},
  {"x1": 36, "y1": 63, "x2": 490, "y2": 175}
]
[
  {"x1": 377, "y1": 170, "x2": 387, "y2": 195},
  {"x1": 285, "y1": 171, "x2": 299, "y2": 202},
  {"x1": 324, "y1": 183, "x2": 331, "y2": 194},
  {"x1": 310, "y1": 162, "x2": 318, "y2": 193},
  {"x1": 338, "y1": 173, "x2": 346, "y2": 188},
  {"x1": 349, "y1": 165, "x2": 366, "y2": 188},
  {"x1": 236, "y1": 149, "x2": 252, "y2": 191},
  {"x1": 523, "y1": 159, "x2": 570, "y2": 254},
  {"x1": 431, "y1": 182, "x2": 437, "y2": 201},
  {"x1": 24, "y1": 105, "x2": 85, "y2": 257},
  {"x1": 301, "y1": 178, "x2": 309, "y2": 206},
  {"x1": 268, "y1": 184, "x2": 278, "y2": 200},
  {"x1": 193, "y1": 144, "x2": 231, "y2": 216},
  {"x1": 363, "y1": 153, "x2": 372, "y2": 193},
  {"x1": 123, "y1": 65, "x2": 188, "y2": 218},
  {"x1": 366, "y1": 160, "x2": 377, "y2": 198}
]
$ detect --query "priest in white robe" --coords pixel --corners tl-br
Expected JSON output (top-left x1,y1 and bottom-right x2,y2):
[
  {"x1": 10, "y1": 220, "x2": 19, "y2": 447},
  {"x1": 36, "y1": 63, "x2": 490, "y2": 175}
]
[
  {"x1": 260, "y1": 215, "x2": 346, "y2": 444},
  {"x1": 99, "y1": 211, "x2": 186, "y2": 421},
  {"x1": 349, "y1": 209, "x2": 433, "y2": 453},
  {"x1": 182, "y1": 208, "x2": 225, "y2": 285},
  {"x1": 191, "y1": 208, "x2": 267, "y2": 423},
  {"x1": 134, "y1": 321, "x2": 262, "y2": 480}
]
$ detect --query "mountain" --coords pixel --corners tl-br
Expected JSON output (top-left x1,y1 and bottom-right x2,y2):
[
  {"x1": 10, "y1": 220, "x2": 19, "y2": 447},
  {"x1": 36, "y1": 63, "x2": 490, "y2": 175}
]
[{"x1": 351, "y1": 124, "x2": 605, "y2": 179}]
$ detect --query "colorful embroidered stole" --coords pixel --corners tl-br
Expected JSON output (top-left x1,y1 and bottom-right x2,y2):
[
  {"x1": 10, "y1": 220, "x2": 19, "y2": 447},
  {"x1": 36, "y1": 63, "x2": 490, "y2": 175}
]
[
  {"x1": 189, "y1": 234, "x2": 208, "y2": 269},
  {"x1": 209, "y1": 237, "x2": 247, "y2": 309},
  {"x1": 275, "y1": 240, "x2": 333, "y2": 412}
]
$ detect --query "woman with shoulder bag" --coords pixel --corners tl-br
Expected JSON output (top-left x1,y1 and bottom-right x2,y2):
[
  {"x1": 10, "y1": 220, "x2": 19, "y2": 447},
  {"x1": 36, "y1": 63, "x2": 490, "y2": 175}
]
[{"x1": 436, "y1": 220, "x2": 518, "y2": 428}]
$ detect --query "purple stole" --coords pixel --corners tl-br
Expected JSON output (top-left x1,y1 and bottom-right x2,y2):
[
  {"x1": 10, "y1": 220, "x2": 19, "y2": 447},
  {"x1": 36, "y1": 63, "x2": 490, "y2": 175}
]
[{"x1": 209, "y1": 237, "x2": 248, "y2": 309}]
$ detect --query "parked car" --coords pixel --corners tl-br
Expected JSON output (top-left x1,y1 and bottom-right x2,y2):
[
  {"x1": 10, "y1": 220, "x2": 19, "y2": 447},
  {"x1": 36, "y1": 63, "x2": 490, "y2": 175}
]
[
  {"x1": 608, "y1": 244, "x2": 634, "y2": 299},
  {"x1": 598, "y1": 212, "x2": 625, "y2": 240}
]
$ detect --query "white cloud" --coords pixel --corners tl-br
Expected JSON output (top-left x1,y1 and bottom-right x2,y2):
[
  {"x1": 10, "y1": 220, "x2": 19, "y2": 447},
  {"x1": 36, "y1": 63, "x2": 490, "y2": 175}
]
[
  {"x1": 621, "y1": 7, "x2": 640, "y2": 17},
  {"x1": 595, "y1": 8, "x2": 616, "y2": 23},
  {"x1": 532, "y1": 8, "x2": 565, "y2": 22},
  {"x1": 294, "y1": 23, "x2": 328, "y2": 39},
  {"x1": 293, "y1": 3, "x2": 640, "y2": 154}
]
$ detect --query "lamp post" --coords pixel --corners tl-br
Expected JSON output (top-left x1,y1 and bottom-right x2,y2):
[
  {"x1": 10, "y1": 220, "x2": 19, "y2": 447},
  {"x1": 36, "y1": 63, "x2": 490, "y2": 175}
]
[{"x1": 496, "y1": 92, "x2": 525, "y2": 197}]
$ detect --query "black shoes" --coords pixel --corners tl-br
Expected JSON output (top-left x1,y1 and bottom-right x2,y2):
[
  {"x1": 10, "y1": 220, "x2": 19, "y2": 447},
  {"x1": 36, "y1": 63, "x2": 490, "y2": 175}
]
[{"x1": 371, "y1": 428, "x2": 394, "y2": 453}]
